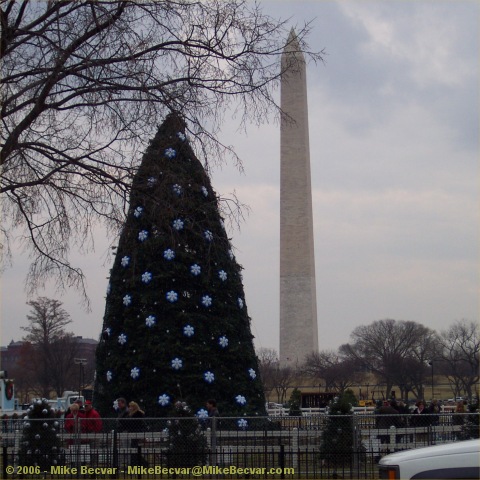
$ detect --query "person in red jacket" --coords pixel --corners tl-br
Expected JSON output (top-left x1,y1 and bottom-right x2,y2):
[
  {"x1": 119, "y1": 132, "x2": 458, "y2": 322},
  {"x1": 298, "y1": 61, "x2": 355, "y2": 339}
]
[
  {"x1": 83, "y1": 400, "x2": 103, "y2": 434},
  {"x1": 65, "y1": 403, "x2": 85, "y2": 447}
]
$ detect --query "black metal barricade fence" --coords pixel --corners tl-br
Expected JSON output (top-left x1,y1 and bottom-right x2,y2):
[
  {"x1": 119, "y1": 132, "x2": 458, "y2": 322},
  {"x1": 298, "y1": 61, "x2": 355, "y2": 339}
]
[{"x1": 1, "y1": 413, "x2": 478, "y2": 479}]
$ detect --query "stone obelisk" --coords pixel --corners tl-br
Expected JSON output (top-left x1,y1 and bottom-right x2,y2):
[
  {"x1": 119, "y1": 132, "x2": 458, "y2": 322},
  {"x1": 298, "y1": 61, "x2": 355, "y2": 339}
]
[{"x1": 279, "y1": 30, "x2": 318, "y2": 367}]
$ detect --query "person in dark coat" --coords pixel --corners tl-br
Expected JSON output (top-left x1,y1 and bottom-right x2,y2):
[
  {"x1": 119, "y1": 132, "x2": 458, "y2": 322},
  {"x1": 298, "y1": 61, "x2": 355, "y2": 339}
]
[
  {"x1": 375, "y1": 400, "x2": 401, "y2": 446},
  {"x1": 411, "y1": 400, "x2": 430, "y2": 427},
  {"x1": 127, "y1": 401, "x2": 147, "y2": 466}
]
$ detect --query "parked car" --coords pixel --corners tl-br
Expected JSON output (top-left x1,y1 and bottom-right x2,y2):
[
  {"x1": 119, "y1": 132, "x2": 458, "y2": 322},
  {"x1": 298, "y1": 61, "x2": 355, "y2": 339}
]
[{"x1": 378, "y1": 439, "x2": 480, "y2": 479}]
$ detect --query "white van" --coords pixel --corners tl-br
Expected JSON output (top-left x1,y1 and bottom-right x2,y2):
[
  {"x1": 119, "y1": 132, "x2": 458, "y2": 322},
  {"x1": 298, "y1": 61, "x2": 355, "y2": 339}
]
[{"x1": 378, "y1": 439, "x2": 479, "y2": 479}]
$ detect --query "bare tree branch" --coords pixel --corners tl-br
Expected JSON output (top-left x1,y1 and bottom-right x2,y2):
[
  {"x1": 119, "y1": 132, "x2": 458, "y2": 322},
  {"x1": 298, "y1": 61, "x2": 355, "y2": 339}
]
[{"x1": 0, "y1": 0, "x2": 323, "y2": 301}]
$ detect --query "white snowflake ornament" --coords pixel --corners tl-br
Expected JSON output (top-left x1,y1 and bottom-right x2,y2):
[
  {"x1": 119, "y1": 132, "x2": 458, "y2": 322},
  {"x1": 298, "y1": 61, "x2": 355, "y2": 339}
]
[
  {"x1": 171, "y1": 358, "x2": 183, "y2": 370},
  {"x1": 166, "y1": 290, "x2": 178, "y2": 303},
  {"x1": 204, "y1": 371, "x2": 215, "y2": 383},
  {"x1": 163, "y1": 249, "x2": 175, "y2": 260},
  {"x1": 238, "y1": 418, "x2": 248, "y2": 429},
  {"x1": 158, "y1": 394, "x2": 170, "y2": 406},
  {"x1": 123, "y1": 294, "x2": 132, "y2": 306},
  {"x1": 201, "y1": 295, "x2": 212, "y2": 307},
  {"x1": 130, "y1": 367, "x2": 140, "y2": 379},
  {"x1": 204, "y1": 230, "x2": 213, "y2": 241},
  {"x1": 235, "y1": 395, "x2": 247, "y2": 405},
  {"x1": 138, "y1": 230, "x2": 148, "y2": 242},
  {"x1": 190, "y1": 264, "x2": 201, "y2": 276},
  {"x1": 248, "y1": 368, "x2": 257, "y2": 379},
  {"x1": 121, "y1": 256, "x2": 130, "y2": 267},
  {"x1": 118, "y1": 333, "x2": 127, "y2": 345},
  {"x1": 145, "y1": 315, "x2": 156, "y2": 327},
  {"x1": 218, "y1": 336, "x2": 229, "y2": 348},
  {"x1": 196, "y1": 409, "x2": 209, "y2": 419},
  {"x1": 218, "y1": 270, "x2": 227, "y2": 281},
  {"x1": 141, "y1": 272, "x2": 152, "y2": 284},
  {"x1": 164, "y1": 147, "x2": 176, "y2": 159},
  {"x1": 133, "y1": 206, "x2": 143, "y2": 218},
  {"x1": 172, "y1": 219, "x2": 184, "y2": 231},
  {"x1": 183, "y1": 325, "x2": 194, "y2": 337}
]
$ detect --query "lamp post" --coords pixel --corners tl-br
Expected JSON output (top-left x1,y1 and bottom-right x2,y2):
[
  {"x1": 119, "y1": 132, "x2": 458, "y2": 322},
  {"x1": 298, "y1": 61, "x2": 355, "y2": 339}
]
[
  {"x1": 74, "y1": 358, "x2": 87, "y2": 397},
  {"x1": 428, "y1": 361, "x2": 434, "y2": 400}
]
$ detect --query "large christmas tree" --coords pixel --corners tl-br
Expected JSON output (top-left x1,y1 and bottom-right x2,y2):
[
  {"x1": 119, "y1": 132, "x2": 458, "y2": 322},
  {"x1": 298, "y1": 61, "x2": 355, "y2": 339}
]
[{"x1": 95, "y1": 114, "x2": 265, "y2": 420}]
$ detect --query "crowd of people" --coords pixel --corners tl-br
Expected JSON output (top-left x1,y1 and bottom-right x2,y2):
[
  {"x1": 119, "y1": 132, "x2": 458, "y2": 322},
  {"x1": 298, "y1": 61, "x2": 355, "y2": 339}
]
[{"x1": 374, "y1": 398, "x2": 469, "y2": 429}]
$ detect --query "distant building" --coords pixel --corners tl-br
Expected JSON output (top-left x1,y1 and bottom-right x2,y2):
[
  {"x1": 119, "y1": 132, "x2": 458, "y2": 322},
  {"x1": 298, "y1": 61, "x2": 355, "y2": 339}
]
[{"x1": 0, "y1": 337, "x2": 98, "y2": 400}]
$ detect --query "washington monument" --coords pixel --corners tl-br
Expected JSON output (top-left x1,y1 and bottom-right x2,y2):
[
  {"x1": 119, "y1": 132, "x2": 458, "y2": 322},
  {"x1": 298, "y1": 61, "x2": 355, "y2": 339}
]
[{"x1": 279, "y1": 30, "x2": 319, "y2": 367}]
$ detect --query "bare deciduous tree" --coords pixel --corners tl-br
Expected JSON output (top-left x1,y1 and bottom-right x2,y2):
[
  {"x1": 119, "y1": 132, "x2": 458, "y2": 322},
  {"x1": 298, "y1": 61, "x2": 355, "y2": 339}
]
[
  {"x1": 438, "y1": 320, "x2": 479, "y2": 399},
  {"x1": 303, "y1": 350, "x2": 364, "y2": 393},
  {"x1": 21, "y1": 297, "x2": 79, "y2": 397},
  {"x1": 0, "y1": 0, "x2": 322, "y2": 302},
  {"x1": 340, "y1": 319, "x2": 437, "y2": 400}
]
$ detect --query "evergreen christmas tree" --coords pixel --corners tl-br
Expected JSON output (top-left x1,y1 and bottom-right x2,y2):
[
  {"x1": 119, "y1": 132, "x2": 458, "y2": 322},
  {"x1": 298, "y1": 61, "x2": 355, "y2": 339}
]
[
  {"x1": 165, "y1": 401, "x2": 208, "y2": 467},
  {"x1": 288, "y1": 388, "x2": 302, "y2": 416},
  {"x1": 19, "y1": 399, "x2": 65, "y2": 469},
  {"x1": 318, "y1": 393, "x2": 356, "y2": 467},
  {"x1": 95, "y1": 114, "x2": 265, "y2": 420}
]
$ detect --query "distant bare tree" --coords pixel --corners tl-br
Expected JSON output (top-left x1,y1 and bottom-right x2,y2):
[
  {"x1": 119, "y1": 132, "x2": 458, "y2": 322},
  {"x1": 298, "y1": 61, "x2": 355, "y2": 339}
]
[
  {"x1": 21, "y1": 297, "x2": 78, "y2": 397},
  {"x1": 303, "y1": 350, "x2": 364, "y2": 393},
  {"x1": 438, "y1": 320, "x2": 479, "y2": 399},
  {"x1": 340, "y1": 319, "x2": 437, "y2": 399},
  {"x1": 1, "y1": 0, "x2": 322, "y2": 302},
  {"x1": 257, "y1": 347, "x2": 279, "y2": 399},
  {"x1": 271, "y1": 366, "x2": 296, "y2": 405},
  {"x1": 256, "y1": 347, "x2": 296, "y2": 403}
]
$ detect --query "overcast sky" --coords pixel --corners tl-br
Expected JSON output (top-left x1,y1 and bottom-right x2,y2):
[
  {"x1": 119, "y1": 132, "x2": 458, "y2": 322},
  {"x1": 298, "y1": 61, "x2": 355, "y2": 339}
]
[{"x1": 1, "y1": 1, "x2": 478, "y2": 357}]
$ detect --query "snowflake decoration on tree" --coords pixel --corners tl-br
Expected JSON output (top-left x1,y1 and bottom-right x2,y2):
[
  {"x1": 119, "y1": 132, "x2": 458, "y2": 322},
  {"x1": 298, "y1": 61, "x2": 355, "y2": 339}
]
[
  {"x1": 130, "y1": 367, "x2": 140, "y2": 379},
  {"x1": 201, "y1": 295, "x2": 212, "y2": 307},
  {"x1": 145, "y1": 315, "x2": 156, "y2": 327},
  {"x1": 183, "y1": 325, "x2": 194, "y2": 337},
  {"x1": 163, "y1": 249, "x2": 175, "y2": 260},
  {"x1": 235, "y1": 395, "x2": 247, "y2": 406},
  {"x1": 204, "y1": 371, "x2": 215, "y2": 383},
  {"x1": 218, "y1": 270, "x2": 227, "y2": 281},
  {"x1": 201, "y1": 186, "x2": 208, "y2": 197},
  {"x1": 237, "y1": 418, "x2": 248, "y2": 429},
  {"x1": 218, "y1": 336, "x2": 229, "y2": 348},
  {"x1": 172, "y1": 184, "x2": 182, "y2": 195},
  {"x1": 190, "y1": 264, "x2": 201, "y2": 276},
  {"x1": 172, "y1": 219, "x2": 184, "y2": 231},
  {"x1": 196, "y1": 409, "x2": 209, "y2": 419},
  {"x1": 133, "y1": 206, "x2": 144, "y2": 218},
  {"x1": 118, "y1": 333, "x2": 127, "y2": 345},
  {"x1": 158, "y1": 394, "x2": 170, "y2": 407},
  {"x1": 166, "y1": 290, "x2": 178, "y2": 303},
  {"x1": 147, "y1": 176, "x2": 157, "y2": 187},
  {"x1": 106, "y1": 371, "x2": 113, "y2": 382},
  {"x1": 171, "y1": 358, "x2": 183, "y2": 370},
  {"x1": 238, "y1": 298, "x2": 244, "y2": 309},
  {"x1": 123, "y1": 294, "x2": 132, "y2": 306},
  {"x1": 121, "y1": 256, "x2": 130, "y2": 267},
  {"x1": 177, "y1": 132, "x2": 186, "y2": 141},
  {"x1": 141, "y1": 272, "x2": 152, "y2": 284},
  {"x1": 204, "y1": 230, "x2": 213, "y2": 241},
  {"x1": 164, "y1": 147, "x2": 176, "y2": 159},
  {"x1": 228, "y1": 249, "x2": 235, "y2": 260},
  {"x1": 104, "y1": 327, "x2": 111, "y2": 337},
  {"x1": 138, "y1": 230, "x2": 148, "y2": 242},
  {"x1": 248, "y1": 368, "x2": 257, "y2": 380}
]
